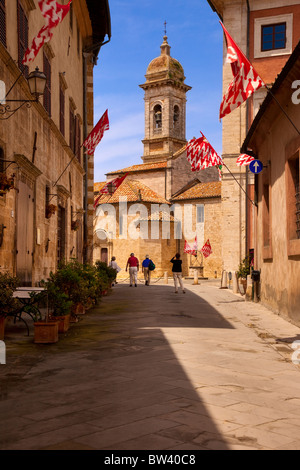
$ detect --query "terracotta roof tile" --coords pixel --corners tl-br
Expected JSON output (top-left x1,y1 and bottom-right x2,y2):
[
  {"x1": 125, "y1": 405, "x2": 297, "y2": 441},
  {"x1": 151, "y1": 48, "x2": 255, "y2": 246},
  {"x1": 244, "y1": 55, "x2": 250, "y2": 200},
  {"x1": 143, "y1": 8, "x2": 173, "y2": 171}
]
[
  {"x1": 94, "y1": 182, "x2": 107, "y2": 193},
  {"x1": 106, "y1": 161, "x2": 167, "y2": 175},
  {"x1": 94, "y1": 179, "x2": 169, "y2": 205},
  {"x1": 171, "y1": 181, "x2": 221, "y2": 201}
]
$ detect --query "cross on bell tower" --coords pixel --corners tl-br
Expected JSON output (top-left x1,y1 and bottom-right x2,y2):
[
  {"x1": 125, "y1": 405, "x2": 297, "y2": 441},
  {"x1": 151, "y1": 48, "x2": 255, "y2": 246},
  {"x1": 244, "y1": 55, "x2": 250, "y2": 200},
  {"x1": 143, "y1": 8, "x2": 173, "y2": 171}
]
[{"x1": 139, "y1": 34, "x2": 191, "y2": 163}]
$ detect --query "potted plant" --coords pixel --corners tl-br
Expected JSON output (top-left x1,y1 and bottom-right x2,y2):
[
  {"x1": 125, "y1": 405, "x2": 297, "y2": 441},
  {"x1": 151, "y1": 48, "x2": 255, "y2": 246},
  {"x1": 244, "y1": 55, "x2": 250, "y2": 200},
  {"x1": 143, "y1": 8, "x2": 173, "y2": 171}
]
[
  {"x1": 71, "y1": 219, "x2": 80, "y2": 231},
  {"x1": 33, "y1": 317, "x2": 59, "y2": 344},
  {"x1": 45, "y1": 204, "x2": 57, "y2": 219},
  {"x1": 0, "y1": 272, "x2": 20, "y2": 340},
  {"x1": 95, "y1": 261, "x2": 116, "y2": 296},
  {"x1": 46, "y1": 260, "x2": 94, "y2": 317},
  {"x1": 236, "y1": 256, "x2": 251, "y2": 294},
  {"x1": 38, "y1": 279, "x2": 73, "y2": 334},
  {"x1": 0, "y1": 172, "x2": 15, "y2": 195}
]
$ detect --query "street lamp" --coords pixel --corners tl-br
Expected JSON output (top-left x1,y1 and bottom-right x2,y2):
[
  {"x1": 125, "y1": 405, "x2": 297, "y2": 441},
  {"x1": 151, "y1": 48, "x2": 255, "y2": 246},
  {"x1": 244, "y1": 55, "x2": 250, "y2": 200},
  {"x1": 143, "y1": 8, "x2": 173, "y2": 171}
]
[
  {"x1": 0, "y1": 67, "x2": 47, "y2": 120},
  {"x1": 27, "y1": 67, "x2": 47, "y2": 98}
]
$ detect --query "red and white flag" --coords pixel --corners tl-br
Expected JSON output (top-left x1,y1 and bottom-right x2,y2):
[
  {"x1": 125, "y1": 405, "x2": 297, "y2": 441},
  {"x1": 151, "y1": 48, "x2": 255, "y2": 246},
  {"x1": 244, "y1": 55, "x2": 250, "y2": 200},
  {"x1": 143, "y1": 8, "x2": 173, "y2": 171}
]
[
  {"x1": 201, "y1": 240, "x2": 212, "y2": 258},
  {"x1": 193, "y1": 236, "x2": 198, "y2": 251},
  {"x1": 186, "y1": 132, "x2": 223, "y2": 172},
  {"x1": 219, "y1": 22, "x2": 265, "y2": 120},
  {"x1": 184, "y1": 236, "x2": 198, "y2": 256},
  {"x1": 236, "y1": 154, "x2": 255, "y2": 166},
  {"x1": 94, "y1": 173, "x2": 128, "y2": 209},
  {"x1": 83, "y1": 110, "x2": 109, "y2": 156},
  {"x1": 184, "y1": 240, "x2": 197, "y2": 256},
  {"x1": 23, "y1": 1, "x2": 73, "y2": 66}
]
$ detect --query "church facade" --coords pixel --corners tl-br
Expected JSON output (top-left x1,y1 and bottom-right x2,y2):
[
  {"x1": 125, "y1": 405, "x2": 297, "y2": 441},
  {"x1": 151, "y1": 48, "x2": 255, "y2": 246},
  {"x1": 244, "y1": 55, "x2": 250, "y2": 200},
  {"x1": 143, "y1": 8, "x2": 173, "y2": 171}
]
[{"x1": 93, "y1": 36, "x2": 222, "y2": 280}]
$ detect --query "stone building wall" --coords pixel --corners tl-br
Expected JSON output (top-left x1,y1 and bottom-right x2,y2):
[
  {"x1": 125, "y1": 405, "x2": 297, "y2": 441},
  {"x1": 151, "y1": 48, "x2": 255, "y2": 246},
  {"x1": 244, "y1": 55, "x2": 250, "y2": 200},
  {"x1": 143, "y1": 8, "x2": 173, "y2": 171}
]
[{"x1": 0, "y1": 0, "x2": 95, "y2": 284}]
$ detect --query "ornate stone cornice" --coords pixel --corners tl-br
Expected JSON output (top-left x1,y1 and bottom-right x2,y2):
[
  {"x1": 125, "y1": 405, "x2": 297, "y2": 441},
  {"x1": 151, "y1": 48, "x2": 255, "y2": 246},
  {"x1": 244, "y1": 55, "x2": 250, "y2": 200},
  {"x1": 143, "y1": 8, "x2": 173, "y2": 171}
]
[{"x1": 14, "y1": 154, "x2": 42, "y2": 180}]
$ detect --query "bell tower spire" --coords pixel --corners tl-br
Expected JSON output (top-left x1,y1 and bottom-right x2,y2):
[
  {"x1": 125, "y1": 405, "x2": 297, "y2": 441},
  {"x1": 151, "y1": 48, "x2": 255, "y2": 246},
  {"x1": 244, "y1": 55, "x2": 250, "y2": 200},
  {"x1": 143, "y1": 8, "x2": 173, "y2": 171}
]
[{"x1": 139, "y1": 34, "x2": 191, "y2": 164}]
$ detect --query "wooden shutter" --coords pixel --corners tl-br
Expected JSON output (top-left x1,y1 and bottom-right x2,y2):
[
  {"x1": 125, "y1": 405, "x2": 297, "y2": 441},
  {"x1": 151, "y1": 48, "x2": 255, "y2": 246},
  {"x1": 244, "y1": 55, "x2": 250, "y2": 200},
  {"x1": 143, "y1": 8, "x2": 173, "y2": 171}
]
[
  {"x1": 0, "y1": 0, "x2": 6, "y2": 47},
  {"x1": 69, "y1": 106, "x2": 75, "y2": 153},
  {"x1": 16, "y1": 180, "x2": 34, "y2": 286},
  {"x1": 17, "y1": 1, "x2": 28, "y2": 77},
  {"x1": 57, "y1": 206, "x2": 66, "y2": 268},
  {"x1": 43, "y1": 54, "x2": 51, "y2": 116},
  {"x1": 75, "y1": 115, "x2": 81, "y2": 163},
  {"x1": 59, "y1": 87, "x2": 65, "y2": 136}
]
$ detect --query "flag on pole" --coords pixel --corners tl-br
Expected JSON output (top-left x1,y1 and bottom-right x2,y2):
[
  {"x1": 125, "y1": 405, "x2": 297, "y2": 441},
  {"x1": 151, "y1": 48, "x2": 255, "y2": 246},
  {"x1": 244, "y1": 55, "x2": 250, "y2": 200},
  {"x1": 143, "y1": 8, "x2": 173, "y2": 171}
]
[
  {"x1": 236, "y1": 154, "x2": 255, "y2": 166},
  {"x1": 192, "y1": 236, "x2": 198, "y2": 251},
  {"x1": 184, "y1": 236, "x2": 198, "y2": 256},
  {"x1": 201, "y1": 240, "x2": 212, "y2": 258},
  {"x1": 94, "y1": 173, "x2": 128, "y2": 209},
  {"x1": 23, "y1": 0, "x2": 73, "y2": 66},
  {"x1": 82, "y1": 110, "x2": 109, "y2": 156},
  {"x1": 186, "y1": 132, "x2": 223, "y2": 172},
  {"x1": 219, "y1": 22, "x2": 265, "y2": 120},
  {"x1": 184, "y1": 240, "x2": 197, "y2": 256}
]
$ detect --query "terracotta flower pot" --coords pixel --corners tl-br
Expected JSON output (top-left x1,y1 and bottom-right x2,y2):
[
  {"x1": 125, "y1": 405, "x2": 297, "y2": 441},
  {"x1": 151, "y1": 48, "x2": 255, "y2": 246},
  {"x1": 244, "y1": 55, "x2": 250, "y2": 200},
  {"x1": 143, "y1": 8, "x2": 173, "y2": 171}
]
[
  {"x1": 73, "y1": 303, "x2": 85, "y2": 315},
  {"x1": 240, "y1": 279, "x2": 247, "y2": 294},
  {"x1": 34, "y1": 321, "x2": 59, "y2": 344},
  {"x1": 50, "y1": 314, "x2": 70, "y2": 334}
]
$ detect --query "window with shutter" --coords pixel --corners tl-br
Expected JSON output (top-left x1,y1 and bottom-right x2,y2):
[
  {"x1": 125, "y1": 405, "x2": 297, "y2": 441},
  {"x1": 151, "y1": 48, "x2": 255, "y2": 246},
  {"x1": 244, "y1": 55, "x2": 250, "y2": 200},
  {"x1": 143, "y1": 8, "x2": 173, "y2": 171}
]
[
  {"x1": 17, "y1": 1, "x2": 29, "y2": 78},
  {"x1": 0, "y1": 0, "x2": 6, "y2": 48},
  {"x1": 43, "y1": 53, "x2": 51, "y2": 116},
  {"x1": 69, "y1": 106, "x2": 75, "y2": 153},
  {"x1": 59, "y1": 86, "x2": 65, "y2": 136},
  {"x1": 75, "y1": 115, "x2": 81, "y2": 163},
  {"x1": 0, "y1": 147, "x2": 5, "y2": 174}
]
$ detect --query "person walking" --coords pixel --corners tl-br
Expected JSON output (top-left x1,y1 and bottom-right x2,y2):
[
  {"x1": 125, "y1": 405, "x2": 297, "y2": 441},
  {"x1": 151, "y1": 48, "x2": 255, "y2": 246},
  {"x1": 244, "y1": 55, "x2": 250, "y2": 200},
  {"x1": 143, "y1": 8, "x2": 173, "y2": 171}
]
[
  {"x1": 126, "y1": 253, "x2": 139, "y2": 287},
  {"x1": 109, "y1": 256, "x2": 121, "y2": 285},
  {"x1": 142, "y1": 254, "x2": 153, "y2": 286},
  {"x1": 170, "y1": 253, "x2": 185, "y2": 294}
]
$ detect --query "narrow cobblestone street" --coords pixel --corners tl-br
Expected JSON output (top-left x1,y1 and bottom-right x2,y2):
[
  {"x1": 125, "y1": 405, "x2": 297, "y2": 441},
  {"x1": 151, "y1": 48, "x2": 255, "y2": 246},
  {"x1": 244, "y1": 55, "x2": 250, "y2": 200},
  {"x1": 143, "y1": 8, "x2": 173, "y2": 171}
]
[{"x1": 1, "y1": 280, "x2": 300, "y2": 450}]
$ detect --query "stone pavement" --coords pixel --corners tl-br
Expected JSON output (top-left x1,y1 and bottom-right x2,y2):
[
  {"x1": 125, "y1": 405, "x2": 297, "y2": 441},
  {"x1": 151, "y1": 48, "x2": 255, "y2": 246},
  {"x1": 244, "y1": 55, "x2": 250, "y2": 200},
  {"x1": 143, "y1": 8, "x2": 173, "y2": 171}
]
[{"x1": 1, "y1": 279, "x2": 300, "y2": 450}]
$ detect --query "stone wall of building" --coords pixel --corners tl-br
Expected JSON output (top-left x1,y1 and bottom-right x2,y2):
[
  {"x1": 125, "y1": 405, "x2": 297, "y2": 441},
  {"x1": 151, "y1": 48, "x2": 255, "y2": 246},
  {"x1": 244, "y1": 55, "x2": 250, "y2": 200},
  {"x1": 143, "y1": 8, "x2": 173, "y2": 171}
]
[
  {"x1": 171, "y1": 150, "x2": 219, "y2": 197},
  {"x1": 0, "y1": 0, "x2": 95, "y2": 284}
]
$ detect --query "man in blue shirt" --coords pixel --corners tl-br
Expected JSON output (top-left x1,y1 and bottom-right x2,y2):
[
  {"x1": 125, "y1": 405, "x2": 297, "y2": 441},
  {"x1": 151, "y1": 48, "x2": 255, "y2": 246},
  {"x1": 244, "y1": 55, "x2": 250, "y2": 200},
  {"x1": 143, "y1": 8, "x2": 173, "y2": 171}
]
[{"x1": 142, "y1": 255, "x2": 152, "y2": 286}]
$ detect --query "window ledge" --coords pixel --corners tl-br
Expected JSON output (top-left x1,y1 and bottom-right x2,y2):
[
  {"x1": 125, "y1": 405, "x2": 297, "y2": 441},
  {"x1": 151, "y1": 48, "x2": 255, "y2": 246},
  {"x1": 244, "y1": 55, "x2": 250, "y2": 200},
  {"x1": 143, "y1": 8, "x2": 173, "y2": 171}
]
[
  {"x1": 288, "y1": 238, "x2": 300, "y2": 257},
  {"x1": 263, "y1": 245, "x2": 273, "y2": 261}
]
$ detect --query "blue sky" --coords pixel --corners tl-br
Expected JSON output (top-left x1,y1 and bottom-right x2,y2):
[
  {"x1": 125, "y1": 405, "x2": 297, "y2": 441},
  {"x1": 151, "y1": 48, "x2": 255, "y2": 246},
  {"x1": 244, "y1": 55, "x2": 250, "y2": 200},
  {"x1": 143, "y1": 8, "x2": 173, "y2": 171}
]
[{"x1": 93, "y1": 0, "x2": 223, "y2": 182}]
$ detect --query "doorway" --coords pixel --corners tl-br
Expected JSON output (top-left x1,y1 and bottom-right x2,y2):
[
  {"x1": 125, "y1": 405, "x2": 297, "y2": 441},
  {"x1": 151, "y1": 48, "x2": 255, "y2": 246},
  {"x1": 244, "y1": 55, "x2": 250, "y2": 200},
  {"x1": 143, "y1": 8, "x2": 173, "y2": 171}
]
[
  {"x1": 101, "y1": 247, "x2": 108, "y2": 265},
  {"x1": 16, "y1": 180, "x2": 34, "y2": 285},
  {"x1": 57, "y1": 206, "x2": 66, "y2": 267}
]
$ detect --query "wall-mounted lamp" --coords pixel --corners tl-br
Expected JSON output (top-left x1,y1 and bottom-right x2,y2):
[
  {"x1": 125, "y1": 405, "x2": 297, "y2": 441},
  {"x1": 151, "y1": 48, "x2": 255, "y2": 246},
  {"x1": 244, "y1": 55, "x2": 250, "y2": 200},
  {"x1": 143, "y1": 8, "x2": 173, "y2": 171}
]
[{"x1": 0, "y1": 67, "x2": 47, "y2": 120}]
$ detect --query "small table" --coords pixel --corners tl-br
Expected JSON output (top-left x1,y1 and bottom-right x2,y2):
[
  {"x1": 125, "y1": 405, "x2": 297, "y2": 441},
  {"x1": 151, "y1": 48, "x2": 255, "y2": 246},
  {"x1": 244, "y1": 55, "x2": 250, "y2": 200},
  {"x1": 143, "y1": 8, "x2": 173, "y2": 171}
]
[{"x1": 12, "y1": 287, "x2": 46, "y2": 335}]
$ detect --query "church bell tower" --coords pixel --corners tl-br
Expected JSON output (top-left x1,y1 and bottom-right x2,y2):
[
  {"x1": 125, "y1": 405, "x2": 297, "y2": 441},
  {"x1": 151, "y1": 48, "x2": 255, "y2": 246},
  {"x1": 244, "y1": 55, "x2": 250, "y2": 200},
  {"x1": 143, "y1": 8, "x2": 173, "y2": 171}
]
[{"x1": 139, "y1": 35, "x2": 191, "y2": 163}]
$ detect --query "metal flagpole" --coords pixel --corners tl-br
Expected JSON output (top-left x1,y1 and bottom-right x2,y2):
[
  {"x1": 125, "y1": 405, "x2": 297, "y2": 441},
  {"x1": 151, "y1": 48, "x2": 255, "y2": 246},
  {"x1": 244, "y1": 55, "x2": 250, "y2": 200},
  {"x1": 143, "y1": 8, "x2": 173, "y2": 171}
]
[
  {"x1": 221, "y1": 161, "x2": 256, "y2": 207},
  {"x1": 265, "y1": 85, "x2": 300, "y2": 137}
]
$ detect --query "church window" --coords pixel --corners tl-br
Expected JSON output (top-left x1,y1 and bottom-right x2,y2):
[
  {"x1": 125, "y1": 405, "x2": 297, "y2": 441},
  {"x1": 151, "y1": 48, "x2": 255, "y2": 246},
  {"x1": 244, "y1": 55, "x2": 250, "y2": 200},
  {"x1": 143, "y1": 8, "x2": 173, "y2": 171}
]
[
  {"x1": 197, "y1": 205, "x2": 204, "y2": 224},
  {"x1": 173, "y1": 105, "x2": 180, "y2": 127},
  {"x1": 154, "y1": 104, "x2": 162, "y2": 130}
]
